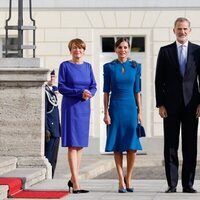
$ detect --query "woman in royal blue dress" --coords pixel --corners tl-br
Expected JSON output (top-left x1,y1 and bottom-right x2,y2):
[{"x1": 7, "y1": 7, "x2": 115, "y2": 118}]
[
  {"x1": 103, "y1": 37, "x2": 143, "y2": 193},
  {"x1": 58, "y1": 38, "x2": 97, "y2": 194}
]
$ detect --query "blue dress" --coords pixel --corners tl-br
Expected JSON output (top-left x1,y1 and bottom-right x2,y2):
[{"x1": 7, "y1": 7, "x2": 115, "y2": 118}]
[
  {"x1": 103, "y1": 59, "x2": 142, "y2": 152},
  {"x1": 58, "y1": 61, "x2": 97, "y2": 147}
]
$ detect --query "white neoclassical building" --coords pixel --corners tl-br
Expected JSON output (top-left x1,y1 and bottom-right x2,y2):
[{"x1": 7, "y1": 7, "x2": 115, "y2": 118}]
[{"x1": 1, "y1": 0, "x2": 200, "y2": 152}]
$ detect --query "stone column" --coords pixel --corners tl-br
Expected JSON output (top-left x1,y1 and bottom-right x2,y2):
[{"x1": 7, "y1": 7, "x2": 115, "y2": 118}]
[{"x1": 0, "y1": 58, "x2": 51, "y2": 178}]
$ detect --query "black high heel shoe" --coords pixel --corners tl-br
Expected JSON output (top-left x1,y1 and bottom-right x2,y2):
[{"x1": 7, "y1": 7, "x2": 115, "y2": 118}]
[
  {"x1": 73, "y1": 189, "x2": 89, "y2": 194},
  {"x1": 67, "y1": 180, "x2": 89, "y2": 194},
  {"x1": 124, "y1": 177, "x2": 134, "y2": 192},
  {"x1": 67, "y1": 180, "x2": 73, "y2": 192}
]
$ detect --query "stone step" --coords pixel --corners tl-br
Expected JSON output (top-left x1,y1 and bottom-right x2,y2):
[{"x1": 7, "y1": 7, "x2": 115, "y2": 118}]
[
  {"x1": 0, "y1": 168, "x2": 46, "y2": 189},
  {"x1": 0, "y1": 185, "x2": 8, "y2": 200},
  {"x1": 26, "y1": 179, "x2": 67, "y2": 191},
  {"x1": 0, "y1": 156, "x2": 17, "y2": 175}
]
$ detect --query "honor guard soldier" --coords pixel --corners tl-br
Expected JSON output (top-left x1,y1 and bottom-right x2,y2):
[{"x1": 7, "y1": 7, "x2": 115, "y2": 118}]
[{"x1": 45, "y1": 69, "x2": 61, "y2": 178}]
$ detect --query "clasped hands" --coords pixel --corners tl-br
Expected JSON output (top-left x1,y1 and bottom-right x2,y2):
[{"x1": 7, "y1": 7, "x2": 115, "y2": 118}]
[{"x1": 82, "y1": 89, "x2": 92, "y2": 100}]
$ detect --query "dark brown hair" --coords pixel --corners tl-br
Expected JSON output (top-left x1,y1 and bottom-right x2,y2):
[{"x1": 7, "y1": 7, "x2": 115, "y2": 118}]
[
  {"x1": 115, "y1": 37, "x2": 130, "y2": 49},
  {"x1": 68, "y1": 38, "x2": 86, "y2": 51}
]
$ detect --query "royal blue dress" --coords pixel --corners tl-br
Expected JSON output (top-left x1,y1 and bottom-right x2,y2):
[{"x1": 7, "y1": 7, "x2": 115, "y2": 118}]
[
  {"x1": 103, "y1": 59, "x2": 142, "y2": 152},
  {"x1": 58, "y1": 61, "x2": 97, "y2": 147}
]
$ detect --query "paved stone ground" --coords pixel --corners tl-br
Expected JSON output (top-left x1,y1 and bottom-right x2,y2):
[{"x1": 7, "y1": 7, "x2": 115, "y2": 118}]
[
  {"x1": 95, "y1": 165, "x2": 200, "y2": 179},
  {"x1": 55, "y1": 137, "x2": 200, "y2": 180},
  {"x1": 14, "y1": 180, "x2": 200, "y2": 200}
]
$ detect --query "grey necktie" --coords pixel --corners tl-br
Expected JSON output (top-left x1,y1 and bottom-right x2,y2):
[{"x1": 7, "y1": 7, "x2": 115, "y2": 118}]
[{"x1": 179, "y1": 45, "x2": 187, "y2": 76}]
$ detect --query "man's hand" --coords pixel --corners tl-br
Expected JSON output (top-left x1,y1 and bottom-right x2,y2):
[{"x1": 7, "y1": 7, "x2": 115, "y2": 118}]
[
  {"x1": 159, "y1": 106, "x2": 168, "y2": 118},
  {"x1": 196, "y1": 104, "x2": 200, "y2": 118}
]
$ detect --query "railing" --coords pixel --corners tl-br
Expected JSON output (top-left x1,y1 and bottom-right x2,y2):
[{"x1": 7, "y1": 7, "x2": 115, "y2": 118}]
[{"x1": 5, "y1": 0, "x2": 36, "y2": 58}]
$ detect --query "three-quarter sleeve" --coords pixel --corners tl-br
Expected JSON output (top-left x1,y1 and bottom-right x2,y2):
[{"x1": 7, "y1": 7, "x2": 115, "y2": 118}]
[
  {"x1": 103, "y1": 64, "x2": 111, "y2": 93},
  {"x1": 58, "y1": 62, "x2": 83, "y2": 97},
  {"x1": 134, "y1": 63, "x2": 141, "y2": 93}
]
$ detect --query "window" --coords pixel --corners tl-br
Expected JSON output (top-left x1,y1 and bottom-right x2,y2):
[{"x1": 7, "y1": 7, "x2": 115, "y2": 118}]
[
  {"x1": 102, "y1": 36, "x2": 145, "y2": 53},
  {"x1": 102, "y1": 37, "x2": 115, "y2": 52},
  {"x1": 131, "y1": 37, "x2": 145, "y2": 52},
  {"x1": 1, "y1": 37, "x2": 18, "y2": 57}
]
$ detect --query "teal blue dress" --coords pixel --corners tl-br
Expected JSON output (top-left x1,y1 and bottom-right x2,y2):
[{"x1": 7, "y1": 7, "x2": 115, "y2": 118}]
[{"x1": 103, "y1": 59, "x2": 142, "y2": 152}]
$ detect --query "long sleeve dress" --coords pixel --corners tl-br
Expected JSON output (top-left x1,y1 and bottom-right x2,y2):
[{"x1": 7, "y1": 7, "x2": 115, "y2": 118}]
[
  {"x1": 58, "y1": 61, "x2": 97, "y2": 147},
  {"x1": 103, "y1": 59, "x2": 142, "y2": 152}
]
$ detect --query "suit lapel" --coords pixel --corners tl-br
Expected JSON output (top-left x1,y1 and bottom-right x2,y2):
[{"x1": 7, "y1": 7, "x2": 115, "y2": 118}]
[
  {"x1": 170, "y1": 42, "x2": 182, "y2": 76},
  {"x1": 185, "y1": 42, "x2": 192, "y2": 76}
]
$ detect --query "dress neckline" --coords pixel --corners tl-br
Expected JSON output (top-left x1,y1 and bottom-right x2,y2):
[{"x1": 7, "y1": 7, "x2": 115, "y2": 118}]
[
  {"x1": 117, "y1": 59, "x2": 129, "y2": 64},
  {"x1": 68, "y1": 60, "x2": 85, "y2": 65}
]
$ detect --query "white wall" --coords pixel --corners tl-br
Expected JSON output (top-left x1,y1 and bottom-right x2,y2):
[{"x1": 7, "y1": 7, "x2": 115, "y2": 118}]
[
  {"x1": 1, "y1": 7, "x2": 200, "y2": 137},
  {"x1": 1, "y1": 0, "x2": 200, "y2": 9}
]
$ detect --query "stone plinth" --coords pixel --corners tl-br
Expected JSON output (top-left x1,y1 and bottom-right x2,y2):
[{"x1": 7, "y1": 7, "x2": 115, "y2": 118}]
[{"x1": 0, "y1": 58, "x2": 51, "y2": 178}]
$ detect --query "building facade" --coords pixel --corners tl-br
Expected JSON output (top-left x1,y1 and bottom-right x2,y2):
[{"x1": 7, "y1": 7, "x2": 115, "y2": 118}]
[{"x1": 1, "y1": 0, "x2": 200, "y2": 151}]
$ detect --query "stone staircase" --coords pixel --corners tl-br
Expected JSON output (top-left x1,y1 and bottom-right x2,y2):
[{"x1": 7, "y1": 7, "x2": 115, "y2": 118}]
[
  {"x1": 0, "y1": 157, "x2": 17, "y2": 176},
  {"x1": 0, "y1": 156, "x2": 46, "y2": 200},
  {"x1": 0, "y1": 185, "x2": 8, "y2": 200}
]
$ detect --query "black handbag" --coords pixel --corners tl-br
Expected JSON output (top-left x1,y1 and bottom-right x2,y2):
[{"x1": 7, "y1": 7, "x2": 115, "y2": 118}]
[{"x1": 137, "y1": 124, "x2": 146, "y2": 138}]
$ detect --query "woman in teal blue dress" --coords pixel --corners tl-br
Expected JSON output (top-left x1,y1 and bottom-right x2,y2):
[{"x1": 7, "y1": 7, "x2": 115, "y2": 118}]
[{"x1": 103, "y1": 37, "x2": 142, "y2": 193}]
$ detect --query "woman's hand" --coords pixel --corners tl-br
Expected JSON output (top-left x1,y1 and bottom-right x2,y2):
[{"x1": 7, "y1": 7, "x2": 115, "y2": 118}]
[
  {"x1": 82, "y1": 89, "x2": 92, "y2": 100},
  {"x1": 104, "y1": 113, "x2": 111, "y2": 125},
  {"x1": 138, "y1": 111, "x2": 142, "y2": 124}
]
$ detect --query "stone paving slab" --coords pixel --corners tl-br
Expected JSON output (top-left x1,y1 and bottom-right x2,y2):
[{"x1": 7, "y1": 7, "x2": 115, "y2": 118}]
[
  {"x1": 54, "y1": 137, "x2": 200, "y2": 180},
  {"x1": 9, "y1": 179, "x2": 200, "y2": 200},
  {"x1": 4, "y1": 137, "x2": 200, "y2": 199}
]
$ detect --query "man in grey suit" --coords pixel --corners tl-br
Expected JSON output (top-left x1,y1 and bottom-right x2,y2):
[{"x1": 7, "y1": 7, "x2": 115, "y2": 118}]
[{"x1": 155, "y1": 17, "x2": 200, "y2": 193}]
